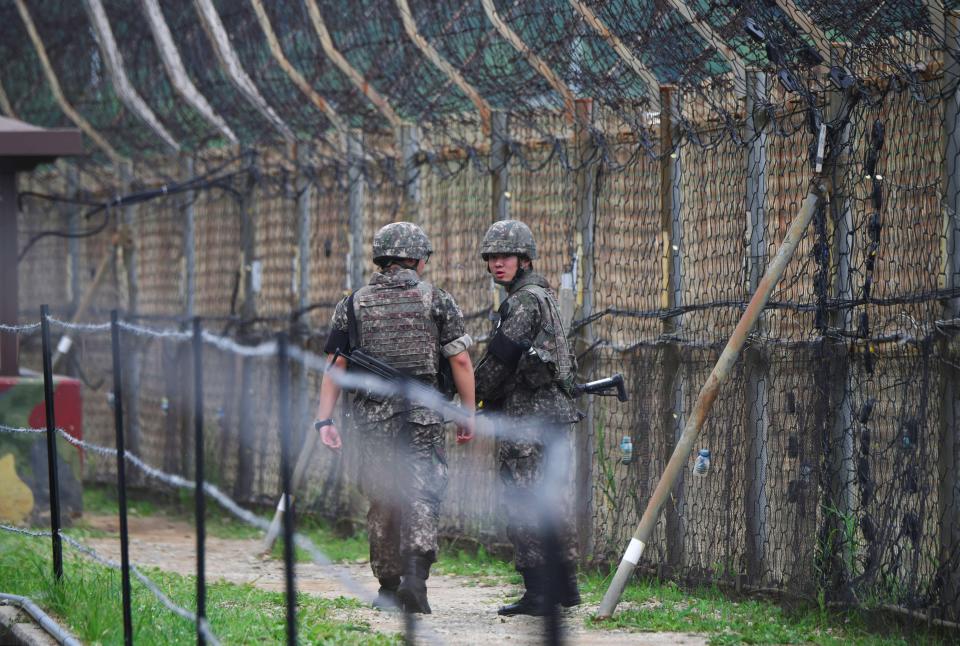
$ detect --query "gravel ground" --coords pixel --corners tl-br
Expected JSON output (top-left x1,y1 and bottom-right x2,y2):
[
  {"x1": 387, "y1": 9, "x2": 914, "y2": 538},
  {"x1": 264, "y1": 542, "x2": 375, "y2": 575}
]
[{"x1": 84, "y1": 514, "x2": 707, "y2": 645}]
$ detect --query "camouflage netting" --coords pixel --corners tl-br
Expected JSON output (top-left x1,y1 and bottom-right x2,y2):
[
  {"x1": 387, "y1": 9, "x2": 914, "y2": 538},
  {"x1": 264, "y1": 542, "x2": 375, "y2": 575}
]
[{"x1": 5, "y1": 0, "x2": 960, "y2": 623}]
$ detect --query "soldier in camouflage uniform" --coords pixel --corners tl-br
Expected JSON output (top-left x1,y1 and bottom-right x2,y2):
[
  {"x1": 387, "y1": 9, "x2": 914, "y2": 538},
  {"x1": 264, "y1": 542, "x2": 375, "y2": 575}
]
[
  {"x1": 314, "y1": 222, "x2": 475, "y2": 614},
  {"x1": 473, "y1": 219, "x2": 582, "y2": 616}
]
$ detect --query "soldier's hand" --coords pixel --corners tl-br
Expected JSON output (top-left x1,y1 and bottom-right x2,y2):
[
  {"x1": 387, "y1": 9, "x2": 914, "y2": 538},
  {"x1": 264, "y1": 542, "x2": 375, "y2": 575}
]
[
  {"x1": 320, "y1": 424, "x2": 342, "y2": 451},
  {"x1": 455, "y1": 417, "x2": 475, "y2": 444}
]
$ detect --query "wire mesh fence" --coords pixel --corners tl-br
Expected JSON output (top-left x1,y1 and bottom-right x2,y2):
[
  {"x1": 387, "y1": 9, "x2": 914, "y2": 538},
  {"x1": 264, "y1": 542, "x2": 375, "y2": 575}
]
[{"x1": 3, "y1": 0, "x2": 960, "y2": 627}]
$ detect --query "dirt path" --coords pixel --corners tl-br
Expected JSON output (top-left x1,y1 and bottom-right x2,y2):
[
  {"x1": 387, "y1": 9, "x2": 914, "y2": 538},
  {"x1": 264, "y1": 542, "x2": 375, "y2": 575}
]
[{"x1": 83, "y1": 515, "x2": 705, "y2": 645}]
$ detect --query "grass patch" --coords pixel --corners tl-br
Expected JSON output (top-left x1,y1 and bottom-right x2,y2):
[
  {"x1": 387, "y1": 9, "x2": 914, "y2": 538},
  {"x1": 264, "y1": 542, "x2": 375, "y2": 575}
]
[
  {"x1": 433, "y1": 545, "x2": 518, "y2": 587},
  {"x1": 0, "y1": 531, "x2": 399, "y2": 645},
  {"x1": 580, "y1": 571, "x2": 953, "y2": 645}
]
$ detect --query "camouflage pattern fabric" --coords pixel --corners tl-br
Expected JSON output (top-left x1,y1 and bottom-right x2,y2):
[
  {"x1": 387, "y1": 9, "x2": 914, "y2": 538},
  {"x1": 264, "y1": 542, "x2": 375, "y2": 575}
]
[
  {"x1": 358, "y1": 417, "x2": 448, "y2": 578},
  {"x1": 474, "y1": 271, "x2": 578, "y2": 424},
  {"x1": 475, "y1": 270, "x2": 579, "y2": 570},
  {"x1": 372, "y1": 221, "x2": 433, "y2": 261},
  {"x1": 498, "y1": 433, "x2": 578, "y2": 569},
  {"x1": 330, "y1": 267, "x2": 471, "y2": 426},
  {"x1": 480, "y1": 219, "x2": 538, "y2": 259}
]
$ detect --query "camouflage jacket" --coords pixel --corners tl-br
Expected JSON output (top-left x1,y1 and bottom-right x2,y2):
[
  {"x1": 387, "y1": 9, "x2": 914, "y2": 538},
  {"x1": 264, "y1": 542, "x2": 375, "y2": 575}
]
[
  {"x1": 330, "y1": 267, "x2": 472, "y2": 425},
  {"x1": 474, "y1": 271, "x2": 579, "y2": 425}
]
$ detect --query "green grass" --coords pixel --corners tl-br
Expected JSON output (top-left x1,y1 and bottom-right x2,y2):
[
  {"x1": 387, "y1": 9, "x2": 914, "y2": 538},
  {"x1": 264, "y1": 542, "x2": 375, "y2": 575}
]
[
  {"x1": 580, "y1": 572, "x2": 953, "y2": 645},
  {"x1": 0, "y1": 531, "x2": 400, "y2": 645},
  {"x1": 75, "y1": 486, "x2": 957, "y2": 645}
]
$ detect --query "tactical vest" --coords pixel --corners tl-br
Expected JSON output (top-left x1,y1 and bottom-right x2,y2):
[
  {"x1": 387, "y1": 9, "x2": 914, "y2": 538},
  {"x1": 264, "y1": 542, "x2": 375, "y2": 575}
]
[
  {"x1": 514, "y1": 282, "x2": 574, "y2": 390},
  {"x1": 351, "y1": 278, "x2": 439, "y2": 379}
]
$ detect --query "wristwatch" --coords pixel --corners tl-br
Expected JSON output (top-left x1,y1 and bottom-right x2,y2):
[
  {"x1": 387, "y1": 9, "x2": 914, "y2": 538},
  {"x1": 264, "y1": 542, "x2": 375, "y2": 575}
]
[{"x1": 314, "y1": 418, "x2": 334, "y2": 431}]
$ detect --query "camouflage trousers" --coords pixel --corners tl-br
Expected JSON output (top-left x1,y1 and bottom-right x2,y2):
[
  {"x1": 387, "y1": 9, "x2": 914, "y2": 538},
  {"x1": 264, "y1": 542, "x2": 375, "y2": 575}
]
[
  {"x1": 498, "y1": 424, "x2": 579, "y2": 571},
  {"x1": 358, "y1": 418, "x2": 448, "y2": 580}
]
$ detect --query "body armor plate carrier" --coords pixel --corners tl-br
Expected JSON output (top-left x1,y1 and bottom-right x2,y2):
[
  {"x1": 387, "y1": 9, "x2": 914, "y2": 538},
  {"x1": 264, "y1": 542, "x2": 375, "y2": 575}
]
[
  {"x1": 351, "y1": 279, "x2": 439, "y2": 379},
  {"x1": 515, "y1": 283, "x2": 574, "y2": 391}
]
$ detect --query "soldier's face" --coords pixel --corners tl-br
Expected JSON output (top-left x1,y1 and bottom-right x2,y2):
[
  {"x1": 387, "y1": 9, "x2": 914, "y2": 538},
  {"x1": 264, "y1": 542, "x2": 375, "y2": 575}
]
[{"x1": 487, "y1": 254, "x2": 519, "y2": 282}]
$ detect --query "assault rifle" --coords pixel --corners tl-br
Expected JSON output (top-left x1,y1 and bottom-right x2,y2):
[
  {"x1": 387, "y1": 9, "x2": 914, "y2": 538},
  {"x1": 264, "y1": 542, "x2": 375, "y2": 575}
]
[
  {"x1": 574, "y1": 373, "x2": 629, "y2": 401},
  {"x1": 331, "y1": 348, "x2": 467, "y2": 421}
]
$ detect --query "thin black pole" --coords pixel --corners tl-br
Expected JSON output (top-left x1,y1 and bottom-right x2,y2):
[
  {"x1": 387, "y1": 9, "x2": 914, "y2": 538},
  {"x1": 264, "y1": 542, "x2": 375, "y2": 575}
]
[
  {"x1": 110, "y1": 311, "x2": 134, "y2": 646},
  {"x1": 277, "y1": 333, "x2": 297, "y2": 645},
  {"x1": 39, "y1": 305, "x2": 63, "y2": 581},
  {"x1": 192, "y1": 318, "x2": 206, "y2": 646}
]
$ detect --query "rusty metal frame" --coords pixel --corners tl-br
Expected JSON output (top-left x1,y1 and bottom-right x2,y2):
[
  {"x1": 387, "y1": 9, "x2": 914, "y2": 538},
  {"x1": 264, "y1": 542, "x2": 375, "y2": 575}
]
[
  {"x1": 664, "y1": 0, "x2": 746, "y2": 94},
  {"x1": 395, "y1": 0, "x2": 492, "y2": 134},
  {"x1": 248, "y1": 0, "x2": 348, "y2": 141},
  {"x1": 774, "y1": 0, "x2": 833, "y2": 62},
  {"x1": 568, "y1": 0, "x2": 661, "y2": 111},
  {"x1": 13, "y1": 0, "x2": 124, "y2": 164},
  {"x1": 480, "y1": 0, "x2": 577, "y2": 122},
  {"x1": 193, "y1": 0, "x2": 294, "y2": 142},
  {"x1": 83, "y1": 0, "x2": 180, "y2": 153},
  {"x1": 140, "y1": 0, "x2": 237, "y2": 145},
  {"x1": 303, "y1": 0, "x2": 404, "y2": 131}
]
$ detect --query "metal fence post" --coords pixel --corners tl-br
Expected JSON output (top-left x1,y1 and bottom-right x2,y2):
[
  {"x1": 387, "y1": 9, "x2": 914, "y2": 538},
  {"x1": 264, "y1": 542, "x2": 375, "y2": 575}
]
[
  {"x1": 119, "y1": 161, "x2": 142, "y2": 462},
  {"x1": 235, "y1": 153, "x2": 258, "y2": 501},
  {"x1": 192, "y1": 317, "x2": 207, "y2": 646},
  {"x1": 110, "y1": 310, "x2": 134, "y2": 646},
  {"x1": 347, "y1": 131, "x2": 366, "y2": 293},
  {"x1": 490, "y1": 111, "x2": 510, "y2": 312},
  {"x1": 491, "y1": 111, "x2": 510, "y2": 222},
  {"x1": 822, "y1": 48, "x2": 858, "y2": 598},
  {"x1": 39, "y1": 304, "x2": 63, "y2": 581},
  {"x1": 277, "y1": 333, "x2": 297, "y2": 645},
  {"x1": 939, "y1": 9, "x2": 960, "y2": 616},
  {"x1": 743, "y1": 69, "x2": 770, "y2": 584},
  {"x1": 658, "y1": 85, "x2": 685, "y2": 574},
  {"x1": 573, "y1": 97, "x2": 598, "y2": 560},
  {"x1": 401, "y1": 124, "x2": 422, "y2": 223}
]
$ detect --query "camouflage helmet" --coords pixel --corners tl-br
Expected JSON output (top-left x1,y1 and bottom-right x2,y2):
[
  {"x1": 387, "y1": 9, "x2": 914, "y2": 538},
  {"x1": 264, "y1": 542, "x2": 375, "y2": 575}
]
[
  {"x1": 481, "y1": 219, "x2": 537, "y2": 260},
  {"x1": 372, "y1": 221, "x2": 433, "y2": 261}
]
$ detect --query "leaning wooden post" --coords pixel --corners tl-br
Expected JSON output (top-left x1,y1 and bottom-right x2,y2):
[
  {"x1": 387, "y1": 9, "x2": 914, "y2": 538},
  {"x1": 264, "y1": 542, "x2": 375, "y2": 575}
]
[
  {"x1": 657, "y1": 85, "x2": 685, "y2": 574},
  {"x1": 743, "y1": 69, "x2": 770, "y2": 584},
  {"x1": 597, "y1": 180, "x2": 826, "y2": 618},
  {"x1": 939, "y1": 8, "x2": 960, "y2": 614},
  {"x1": 572, "y1": 97, "x2": 598, "y2": 559}
]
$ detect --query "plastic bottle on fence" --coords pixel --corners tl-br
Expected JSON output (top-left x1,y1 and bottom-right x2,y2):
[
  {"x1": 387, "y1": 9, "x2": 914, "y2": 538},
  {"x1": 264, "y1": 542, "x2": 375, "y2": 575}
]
[
  {"x1": 620, "y1": 436, "x2": 633, "y2": 465},
  {"x1": 693, "y1": 449, "x2": 711, "y2": 476}
]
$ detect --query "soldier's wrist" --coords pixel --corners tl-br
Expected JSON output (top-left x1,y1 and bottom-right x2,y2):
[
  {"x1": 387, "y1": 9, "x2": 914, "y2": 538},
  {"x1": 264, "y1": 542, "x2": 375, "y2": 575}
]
[{"x1": 314, "y1": 418, "x2": 334, "y2": 431}]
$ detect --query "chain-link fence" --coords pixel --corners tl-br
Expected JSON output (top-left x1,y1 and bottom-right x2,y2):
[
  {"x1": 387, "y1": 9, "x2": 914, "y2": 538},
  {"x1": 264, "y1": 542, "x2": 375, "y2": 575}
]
[{"x1": 5, "y1": 0, "x2": 960, "y2": 625}]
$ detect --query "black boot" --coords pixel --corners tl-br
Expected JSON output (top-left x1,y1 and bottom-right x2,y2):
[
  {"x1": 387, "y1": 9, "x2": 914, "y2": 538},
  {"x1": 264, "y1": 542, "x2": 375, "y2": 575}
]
[
  {"x1": 558, "y1": 562, "x2": 581, "y2": 608},
  {"x1": 397, "y1": 555, "x2": 432, "y2": 614},
  {"x1": 372, "y1": 575, "x2": 401, "y2": 611},
  {"x1": 498, "y1": 568, "x2": 550, "y2": 617}
]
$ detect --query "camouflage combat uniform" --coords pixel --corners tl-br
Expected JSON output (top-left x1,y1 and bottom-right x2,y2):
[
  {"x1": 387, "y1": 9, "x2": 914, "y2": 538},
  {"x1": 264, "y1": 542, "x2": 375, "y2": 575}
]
[
  {"x1": 474, "y1": 270, "x2": 580, "y2": 570},
  {"x1": 328, "y1": 266, "x2": 471, "y2": 580}
]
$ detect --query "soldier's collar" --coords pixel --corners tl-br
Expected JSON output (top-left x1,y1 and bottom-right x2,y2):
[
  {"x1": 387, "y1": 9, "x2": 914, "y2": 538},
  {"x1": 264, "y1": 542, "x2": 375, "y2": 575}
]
[
  {"x1": 506, "y1": 269, "x2": 548, "y2": 294},
  {"x1": 371, "y1": 267, "x2": 420, "y2": 286}
]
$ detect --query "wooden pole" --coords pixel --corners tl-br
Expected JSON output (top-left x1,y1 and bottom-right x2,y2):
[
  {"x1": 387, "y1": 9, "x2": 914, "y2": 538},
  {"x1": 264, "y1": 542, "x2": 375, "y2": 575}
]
[{"x1": 597, "y1": 184, "x2": 826, "y2": 619}]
